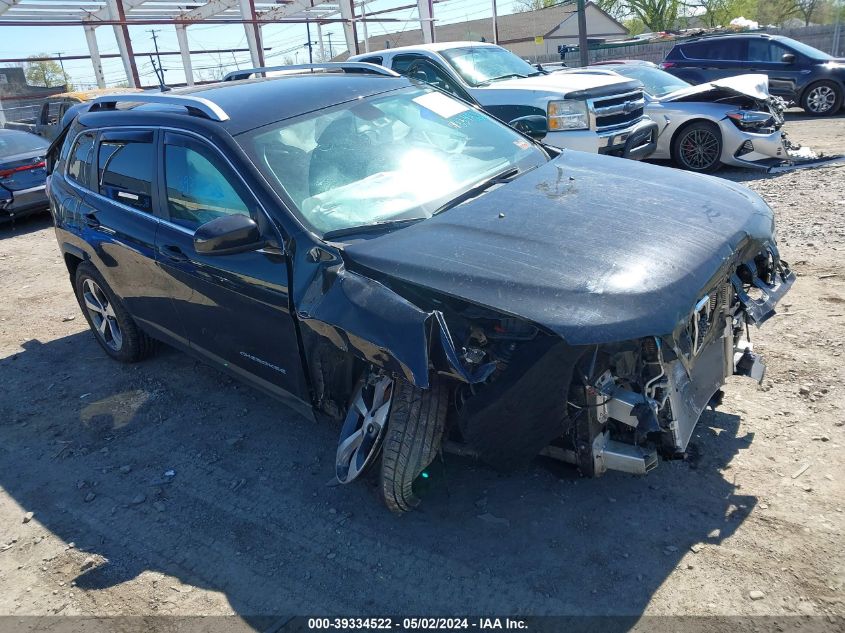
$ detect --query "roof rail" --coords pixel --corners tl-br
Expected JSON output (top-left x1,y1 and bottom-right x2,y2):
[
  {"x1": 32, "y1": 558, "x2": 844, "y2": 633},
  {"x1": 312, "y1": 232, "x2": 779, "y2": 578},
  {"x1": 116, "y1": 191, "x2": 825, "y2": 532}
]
[
  {"x1": 88, "y1": 93, "x2": 229, "y2": 122},
  {"x1": 223, "y1": 62, "x2": 400, "y2": 82}
]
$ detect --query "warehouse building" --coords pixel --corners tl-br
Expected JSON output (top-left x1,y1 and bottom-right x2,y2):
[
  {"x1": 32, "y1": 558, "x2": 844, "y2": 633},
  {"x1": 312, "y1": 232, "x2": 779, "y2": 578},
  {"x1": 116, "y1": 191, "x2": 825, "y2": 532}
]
[{"x1": 344, "y1": 2, "x2": 628, "y2": 61}]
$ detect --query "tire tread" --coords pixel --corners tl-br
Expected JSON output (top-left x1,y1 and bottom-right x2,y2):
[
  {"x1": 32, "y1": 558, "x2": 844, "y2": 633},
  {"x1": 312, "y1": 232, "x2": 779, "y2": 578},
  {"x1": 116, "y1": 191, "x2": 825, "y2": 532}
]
[{"x1": 380, "y1": 379, "x2": 448, "y2": 514}]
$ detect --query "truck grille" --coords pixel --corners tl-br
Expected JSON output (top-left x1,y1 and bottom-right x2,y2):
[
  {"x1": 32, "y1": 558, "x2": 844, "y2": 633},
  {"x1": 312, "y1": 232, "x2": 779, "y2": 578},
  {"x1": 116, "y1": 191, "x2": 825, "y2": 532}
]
[{"x1": 589, "y1": 90, "x2": 645, "y2": 133}]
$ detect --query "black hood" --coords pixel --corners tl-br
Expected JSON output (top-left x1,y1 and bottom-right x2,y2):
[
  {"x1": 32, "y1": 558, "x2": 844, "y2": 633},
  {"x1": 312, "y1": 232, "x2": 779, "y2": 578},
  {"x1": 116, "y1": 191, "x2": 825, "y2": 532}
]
[{"x1": 342, "y1": 152, "x2": 777, "y2": 344}]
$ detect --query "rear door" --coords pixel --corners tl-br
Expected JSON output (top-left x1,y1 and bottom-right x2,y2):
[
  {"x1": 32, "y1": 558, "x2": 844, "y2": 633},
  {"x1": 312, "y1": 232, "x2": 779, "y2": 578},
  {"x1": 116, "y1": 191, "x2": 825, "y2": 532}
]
[
  {"x1": 81, "y1": 128, "x2": 185, "y2": 343},
  {"x1": 677, "y1": 38, "x2": 749, "y2": 83},
  {"x1": 153, "y1": 131, "x2": 308, "y2": 401}
]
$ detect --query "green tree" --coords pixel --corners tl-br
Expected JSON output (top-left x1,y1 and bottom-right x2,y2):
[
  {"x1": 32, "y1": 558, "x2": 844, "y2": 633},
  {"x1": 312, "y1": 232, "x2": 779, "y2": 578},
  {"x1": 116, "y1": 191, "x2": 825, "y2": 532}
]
[
  {"x1": 755, "y1": 0, "x2": 800, "y2": 25},
  {"x1": 25, "y1": 55, "x2": 73, "y2": 89},
  {"x1": 513, "y1": 0, "x2": 559, "y2": 12},
  {"x1": 595, "y1": 0, "x2": 630, "y2": 20},
  {"x1": 794, "y1": 0, "x2": 821, "y2": 24},
  {"x1": 626, "y1": 0, "x2": 681, "y2": 30},
  {"x1": 694, "y1": 0, "x2": 759, "y2": 27},
  {"x1": 623, "y1": 16, "x2": 647, "y2": 33}
]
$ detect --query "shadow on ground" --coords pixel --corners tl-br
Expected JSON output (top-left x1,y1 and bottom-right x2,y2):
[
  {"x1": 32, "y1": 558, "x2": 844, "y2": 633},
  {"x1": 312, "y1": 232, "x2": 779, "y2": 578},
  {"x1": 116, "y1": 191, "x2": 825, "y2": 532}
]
[
  {"x1": 0, "y1": 213, "x2": 52, "y2": 239},
  {"x1": 0, "y1": 330, "x2": 757, "y2": 624}
]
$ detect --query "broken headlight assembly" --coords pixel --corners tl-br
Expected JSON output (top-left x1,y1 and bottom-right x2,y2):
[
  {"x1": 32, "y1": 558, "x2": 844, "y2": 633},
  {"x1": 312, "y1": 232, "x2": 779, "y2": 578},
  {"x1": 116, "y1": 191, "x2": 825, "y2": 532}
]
[{"x1": 726, "y1": 109, "x2": 777, "y2": 133}]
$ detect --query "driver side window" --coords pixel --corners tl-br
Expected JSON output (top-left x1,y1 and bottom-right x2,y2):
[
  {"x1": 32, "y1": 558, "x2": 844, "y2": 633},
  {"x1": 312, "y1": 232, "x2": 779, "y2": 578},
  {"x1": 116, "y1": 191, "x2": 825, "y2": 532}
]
[
  {"x1": 408, "y1": 60, "x2": 464, "y2": 99},
  {"x1": 164, "y1": 138, "x2": 251, "y2": 230}
]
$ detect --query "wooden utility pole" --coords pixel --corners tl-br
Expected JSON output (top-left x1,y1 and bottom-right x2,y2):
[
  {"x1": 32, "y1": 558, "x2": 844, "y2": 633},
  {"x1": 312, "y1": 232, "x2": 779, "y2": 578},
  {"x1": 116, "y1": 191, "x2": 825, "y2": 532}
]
[{"x1": 576, "y1": 0, "x2": 589, "y2": 67}]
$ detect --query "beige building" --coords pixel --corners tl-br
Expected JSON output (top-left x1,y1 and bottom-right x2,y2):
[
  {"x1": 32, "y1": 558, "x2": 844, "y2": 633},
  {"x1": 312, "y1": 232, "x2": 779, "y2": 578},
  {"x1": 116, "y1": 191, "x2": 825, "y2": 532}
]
[{"x1": 344, "y1": 2, "x2": 628, "y2": 61}]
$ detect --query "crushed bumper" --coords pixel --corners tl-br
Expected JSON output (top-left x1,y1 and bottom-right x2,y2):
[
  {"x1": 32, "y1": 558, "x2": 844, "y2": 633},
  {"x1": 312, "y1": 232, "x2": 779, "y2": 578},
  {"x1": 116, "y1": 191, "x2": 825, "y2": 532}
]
[
  {"x1": 563, "y1": 247, "x2": 793, "y2": 476},
  {"x1": 599, "y1": 118, "x2": 659, "y2": 160},
  {"x1": 722, "y1": 128, "x2": 790, "y2": 169},
  {"x1": 540, "y1": 118, "x2": 658, "y2": 160}
]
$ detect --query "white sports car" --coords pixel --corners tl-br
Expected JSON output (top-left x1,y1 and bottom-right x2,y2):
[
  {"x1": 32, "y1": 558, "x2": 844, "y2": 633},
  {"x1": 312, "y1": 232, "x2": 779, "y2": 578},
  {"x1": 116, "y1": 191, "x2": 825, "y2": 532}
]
[{"x1": 584, "y1": 61, "x2": 793, "y2": 173}]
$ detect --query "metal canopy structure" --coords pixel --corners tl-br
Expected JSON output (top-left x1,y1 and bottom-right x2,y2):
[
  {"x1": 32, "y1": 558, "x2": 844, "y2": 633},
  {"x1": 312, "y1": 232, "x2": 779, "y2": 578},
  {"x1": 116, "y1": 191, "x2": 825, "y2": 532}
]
[{"x1": 0, "y1": 0, "x2": 439, "y2": 88}]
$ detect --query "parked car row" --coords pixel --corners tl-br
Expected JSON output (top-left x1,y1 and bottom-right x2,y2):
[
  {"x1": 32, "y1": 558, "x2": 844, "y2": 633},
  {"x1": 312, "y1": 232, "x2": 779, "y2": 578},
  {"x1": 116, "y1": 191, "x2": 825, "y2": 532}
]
[
  {"x1": 341, "y1": 36, "x2": 839, "y2": 172},
  {"x1": 6, "y1": 33, "x2": 839, "y2": 226},
  {"x1": 45, "y1": 62, "x2": 793, "y2": 513}
]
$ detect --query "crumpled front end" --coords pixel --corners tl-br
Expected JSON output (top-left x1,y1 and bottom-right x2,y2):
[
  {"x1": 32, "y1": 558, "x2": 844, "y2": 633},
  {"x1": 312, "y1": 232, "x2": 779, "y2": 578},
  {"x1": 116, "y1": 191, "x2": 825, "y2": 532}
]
[
  {"x1": 545, "y1": 245, "x2": 794, "y2": 477},
  {"x1": 665, "y1": 79, "x2": 808, "y2": 169},
  {"x1": 445, "y1": 242, "x2": 794, "y2": 477}
]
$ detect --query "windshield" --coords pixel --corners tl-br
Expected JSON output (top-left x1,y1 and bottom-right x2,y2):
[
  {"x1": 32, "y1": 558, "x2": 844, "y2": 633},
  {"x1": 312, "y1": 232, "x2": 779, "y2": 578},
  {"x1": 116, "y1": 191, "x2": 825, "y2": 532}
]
[
  {"x1": 441, "y1": 46, "x2": 542, "y2": 87},
  {"x1": 0, "y1": 131, "x2": 49, "y2": 157},
  {"x1": 778, "y1": 36, "x2": 833, "y2": 61},
  {"x1": 240, "y1": 86, "x2": 547, "y2": 235},
  {"x1": 604, "y1": 65, "x2": 690, "y2": 97}
]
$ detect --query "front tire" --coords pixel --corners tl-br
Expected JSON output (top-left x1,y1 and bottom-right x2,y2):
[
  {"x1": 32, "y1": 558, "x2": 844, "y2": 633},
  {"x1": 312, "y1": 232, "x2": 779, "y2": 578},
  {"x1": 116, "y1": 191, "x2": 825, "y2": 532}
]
[
  {"x1": 379, "y1": 379, "x2": 449, "y2": 514},
  {"x1": 671, "y1": 121, "x2": 723, "y2": 173},
  {"x1": 801, "y1": 81, "x2": 843, "y2": 116},
  {"x1": 73, "y1": 261, "x2": 156, "y2": 362}
]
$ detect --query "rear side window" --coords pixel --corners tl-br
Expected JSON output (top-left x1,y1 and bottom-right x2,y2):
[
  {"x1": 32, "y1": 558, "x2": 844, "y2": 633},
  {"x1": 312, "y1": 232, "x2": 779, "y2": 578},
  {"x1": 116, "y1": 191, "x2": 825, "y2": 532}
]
[
  {"x1": 359, "y1": 56, "x2": 383, "y2": 65},
  {"x1": 98, "y1": 136, "x2": 154, "y2": 212},
  {"x1": 164, "y1": 137, "x2": 251, "y2": 230},
  {"x1": 681, "y1": 38, "x2": 746, "y2": 61},
  {"x1": 665, "y1": 45, "x2": 683, "y2": 61},
  {"x1": 66, "y1": 132, "x2": 96, "y2": 187}
]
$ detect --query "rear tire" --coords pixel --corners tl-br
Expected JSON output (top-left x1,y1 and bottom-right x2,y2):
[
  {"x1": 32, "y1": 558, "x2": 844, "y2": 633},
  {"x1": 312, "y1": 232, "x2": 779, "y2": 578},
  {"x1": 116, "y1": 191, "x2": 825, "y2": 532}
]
[
  {"x1": 379, "y1": 379, "x2": 449, "y2": 514},
  {"x1": 800, "y1": 80, "x2": 843, "y2": 116},
  {"x1": 74, "y1": 261, "x2": 156, "y2": 363},
  {"x1": 671, "y1": 121, "x2": 723, "y2": 173}
]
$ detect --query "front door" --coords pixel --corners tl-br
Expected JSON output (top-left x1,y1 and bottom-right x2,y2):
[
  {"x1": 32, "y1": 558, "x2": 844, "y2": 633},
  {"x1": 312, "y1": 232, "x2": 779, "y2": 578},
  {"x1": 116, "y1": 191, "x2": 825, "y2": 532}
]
[
  {"x1": 153, "y1": 131, "x2": 308, "y2": 402},
  {"x1": 746, "y1": 39, "x2": 805, "y2": 98}
]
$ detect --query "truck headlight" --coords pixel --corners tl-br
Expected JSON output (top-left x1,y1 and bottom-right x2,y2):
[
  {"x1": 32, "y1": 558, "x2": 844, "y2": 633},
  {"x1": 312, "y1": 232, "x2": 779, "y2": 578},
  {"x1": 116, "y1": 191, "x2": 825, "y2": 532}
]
[{"x1": 547, "y1": 100, "x2": 589, "y2": 131}]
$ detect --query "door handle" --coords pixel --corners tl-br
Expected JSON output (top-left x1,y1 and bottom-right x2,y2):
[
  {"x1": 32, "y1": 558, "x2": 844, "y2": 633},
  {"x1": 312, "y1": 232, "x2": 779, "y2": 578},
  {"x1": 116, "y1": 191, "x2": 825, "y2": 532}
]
[
  {"x1": 160, "y1": 244, "x2": 189, "y2": 262},
  {"x1": 83, "y1": 212, "x2": 100, "y2": 228}
]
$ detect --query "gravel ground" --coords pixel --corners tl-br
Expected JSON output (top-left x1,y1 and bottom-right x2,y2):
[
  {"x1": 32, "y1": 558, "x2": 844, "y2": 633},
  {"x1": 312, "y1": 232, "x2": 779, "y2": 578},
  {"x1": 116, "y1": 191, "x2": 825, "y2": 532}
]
[{"x1": 0, "y1": 113, "x2": 843, "y2": 626}]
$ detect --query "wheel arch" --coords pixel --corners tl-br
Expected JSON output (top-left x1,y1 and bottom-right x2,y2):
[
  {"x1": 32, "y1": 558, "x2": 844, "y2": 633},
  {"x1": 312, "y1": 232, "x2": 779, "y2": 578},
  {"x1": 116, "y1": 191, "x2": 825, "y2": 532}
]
[
  {"x1": 799, "y1": 77, "x2": 844, "y2": 104},
  {"x1": 296, "y1": 265, "x2": 494, "y2": 415},
  {"x1": 669, "y1": 118, "x2": 724, "y2": 168},
  {"x1": 669, "y1": 117, "x2": 721, "y2": 150},
  {"x1": 61, "y1": 243, "x2": 89, "y2": 279}
]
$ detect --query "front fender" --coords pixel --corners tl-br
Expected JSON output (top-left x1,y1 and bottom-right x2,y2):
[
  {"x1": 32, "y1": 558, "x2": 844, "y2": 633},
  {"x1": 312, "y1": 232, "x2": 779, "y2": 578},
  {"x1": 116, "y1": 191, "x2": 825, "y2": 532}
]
[{"x1": 296, "y1": 263, "x2": 494, "y2": 389}]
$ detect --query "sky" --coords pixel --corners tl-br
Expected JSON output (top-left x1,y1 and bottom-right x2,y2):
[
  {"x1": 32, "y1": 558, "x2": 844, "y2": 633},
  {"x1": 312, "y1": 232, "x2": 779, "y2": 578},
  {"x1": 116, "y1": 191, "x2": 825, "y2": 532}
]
[{"x1": 0, "y1": 0, "x2": 526, "y2": 88}]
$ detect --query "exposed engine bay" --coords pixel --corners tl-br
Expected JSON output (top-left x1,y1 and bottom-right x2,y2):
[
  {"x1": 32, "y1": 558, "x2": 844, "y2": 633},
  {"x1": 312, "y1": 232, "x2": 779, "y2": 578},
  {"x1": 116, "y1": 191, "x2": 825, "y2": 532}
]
[{"x1": 396, "y1": 245, "x2": 796, "y2": 479}]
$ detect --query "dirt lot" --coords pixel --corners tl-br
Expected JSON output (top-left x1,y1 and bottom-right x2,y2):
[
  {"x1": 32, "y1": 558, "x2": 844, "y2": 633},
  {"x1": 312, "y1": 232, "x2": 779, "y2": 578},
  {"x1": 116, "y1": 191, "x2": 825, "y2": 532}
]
[{"x1": 0, "y1": 113, "x2": 843, "y2": 627}]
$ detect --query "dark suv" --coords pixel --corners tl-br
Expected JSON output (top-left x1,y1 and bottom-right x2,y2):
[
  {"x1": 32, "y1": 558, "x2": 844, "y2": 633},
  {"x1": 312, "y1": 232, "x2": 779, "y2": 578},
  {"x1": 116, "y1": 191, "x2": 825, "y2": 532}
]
[
  {"x1": 662, "y1": 33, "x2": 845, "y2": 116},
  {"x1": 47, "y1": 63, "x2": 792, "y2": 513}
]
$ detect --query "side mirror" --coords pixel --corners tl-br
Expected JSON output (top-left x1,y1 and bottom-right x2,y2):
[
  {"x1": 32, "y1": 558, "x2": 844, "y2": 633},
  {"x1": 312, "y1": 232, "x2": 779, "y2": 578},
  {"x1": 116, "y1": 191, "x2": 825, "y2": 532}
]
[
  {"x1": 509, "y1": 114, "x2": 548, "y2": 140},
  {"x1": 781, "y1": 53, "x2": 796, "y2": 64},
  {"x1": 194, "y1": 214, "x2": 264, "y2": 256}
]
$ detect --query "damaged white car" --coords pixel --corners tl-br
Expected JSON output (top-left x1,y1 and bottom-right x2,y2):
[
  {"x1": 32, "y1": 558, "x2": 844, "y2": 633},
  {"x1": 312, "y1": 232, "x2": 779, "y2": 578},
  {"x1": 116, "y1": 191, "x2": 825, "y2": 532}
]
[{"x1": 590, "y1": 61, "x2": 797, "y2": 172}]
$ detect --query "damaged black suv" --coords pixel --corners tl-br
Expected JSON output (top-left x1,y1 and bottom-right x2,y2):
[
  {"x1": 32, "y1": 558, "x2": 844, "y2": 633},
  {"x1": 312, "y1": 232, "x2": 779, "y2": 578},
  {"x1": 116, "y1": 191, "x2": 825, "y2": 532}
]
[{"x1": 46, "y1": 63, "x2": 793, "y2": 513}]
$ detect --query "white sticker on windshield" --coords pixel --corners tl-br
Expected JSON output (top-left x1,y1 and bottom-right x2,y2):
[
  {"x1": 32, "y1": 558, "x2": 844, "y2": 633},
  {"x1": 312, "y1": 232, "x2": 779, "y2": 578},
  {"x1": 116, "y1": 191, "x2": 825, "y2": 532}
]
[{"x1": 413, "y1": 91, "x2": 469, "y2": 119}]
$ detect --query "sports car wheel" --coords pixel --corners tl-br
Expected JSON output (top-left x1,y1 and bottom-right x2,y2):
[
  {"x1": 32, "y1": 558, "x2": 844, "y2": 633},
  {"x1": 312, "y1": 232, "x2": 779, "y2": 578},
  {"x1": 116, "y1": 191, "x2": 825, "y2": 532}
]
[
  {"x1": 379, "y1": 379, "x2": 449, "y2": 514},
  {"x1": 801, "y1": 81, "x2": 843, "y2": 116},
  {"x1": 672, "y1": 121, "x2": 722, "y2": 173},
  {"x1": 74, "y1": 261, "x2": 156, "y2": 362}
]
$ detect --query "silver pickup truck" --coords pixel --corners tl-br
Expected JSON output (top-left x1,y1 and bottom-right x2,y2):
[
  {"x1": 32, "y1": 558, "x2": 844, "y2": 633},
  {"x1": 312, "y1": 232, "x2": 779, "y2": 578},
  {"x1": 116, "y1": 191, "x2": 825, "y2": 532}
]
[{"x1": 349, "y1": 42, "x2": 658, "y2": 159}]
